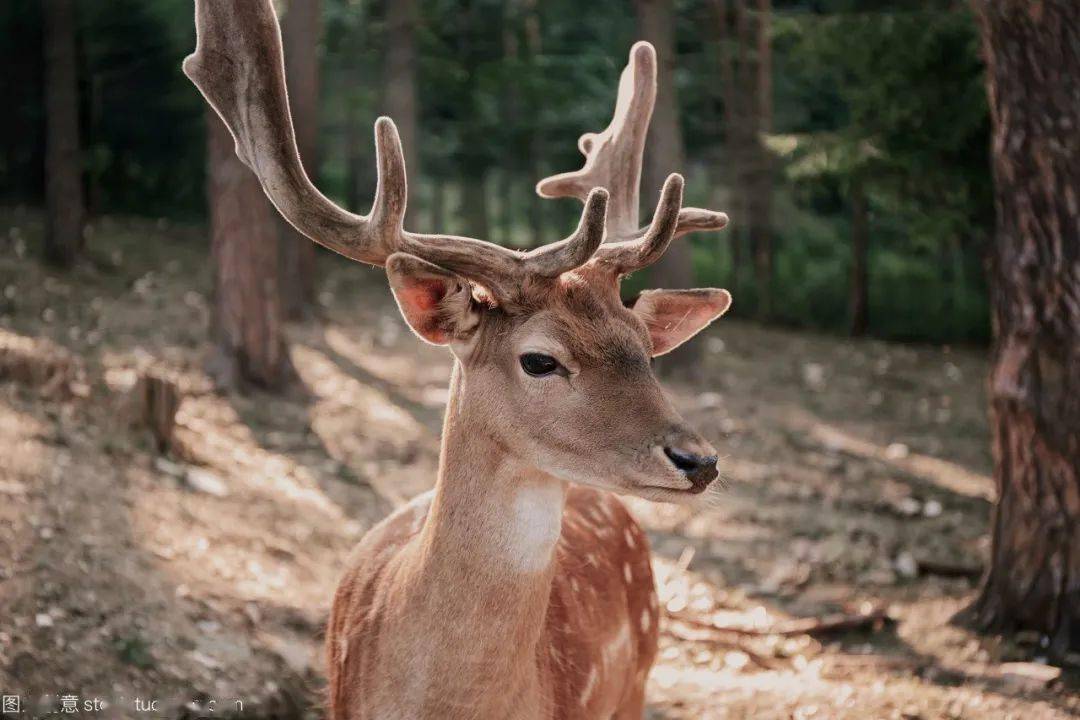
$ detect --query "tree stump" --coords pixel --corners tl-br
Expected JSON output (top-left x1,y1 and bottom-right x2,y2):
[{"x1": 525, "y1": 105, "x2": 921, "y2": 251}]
[
  {"x1": 133, "y1": 369, "x2": 181, "y2": 453},
  {"x1": 0, "y1": 330, "x2": 72, "y2": 393}
]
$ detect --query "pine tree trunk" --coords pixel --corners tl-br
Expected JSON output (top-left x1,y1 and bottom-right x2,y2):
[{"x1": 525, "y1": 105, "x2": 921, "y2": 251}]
[
  {"x1": 383, "y1": 0, "x2": 419, "y2": 227},
  {"x1": 524, "y1": 0, "x2": 545, "y2": 248},
  {"x1": 966, "y1": 0, "x2": 1080, "y2": 657},
  {"x1": 636, "y1": 0, "x2": 698, "y2": 374},
  {"x1": 278, "y1": 0, "x2": 322, "y2": 320},
  {"x1": 748, "y1": 0, "x2": 773, "y2": 320},
  {"x1": 344, "y1": 98, "x2": 362, "y2": 212},
  {"x1": 461, "y1": 175, "x2": 490, "y2": 239},
  {"x1": 429, "y1": 177, "x2": 445, "y2": 234},
  {"x1": 206, "y1": 112, "x2": 287, "y2": 390},
  {"x1": 712, "y1": 0, "x2": 743, "y2": 297},
  {"x1": 42, "y1": 0, "x2": 83, "y2": 268},
  {"x1": 849, "y1": 179, "x2": 869, "y2": 336}
]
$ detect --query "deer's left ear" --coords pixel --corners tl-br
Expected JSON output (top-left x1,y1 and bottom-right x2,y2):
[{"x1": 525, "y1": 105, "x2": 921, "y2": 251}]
[
  {"x1": 386, "y1": 253, "x2": 481, "y2": 346},
  {"x1": 630, "y1": 288, "x2": 732, "y2": 357}
]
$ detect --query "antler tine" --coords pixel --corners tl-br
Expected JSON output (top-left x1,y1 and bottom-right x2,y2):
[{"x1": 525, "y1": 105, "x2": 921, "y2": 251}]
[
  {"x1": 629, "y1": 207, "x2": 730, "y2": 243},
  {"x1": 537, "y1": 42, "x2": 656, "y2": 238},
  {"x1": 538, "y1": 40, "x2": 730, "y2": 278},
  {"x1": 523, "y1": 189, "x2": 608, "y2": 278},
  {"x1": 594, "y1": 174, "x2": 685, "y2": 275},
  {"x1": 184, "y1": 0, "x2": 400, "y2": 265},
  {"x1": 185, "y1": 0, "x2": 610, "y2": 300}
]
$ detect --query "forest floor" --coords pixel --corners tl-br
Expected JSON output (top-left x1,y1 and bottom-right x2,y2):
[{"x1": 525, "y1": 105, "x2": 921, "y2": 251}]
[{"x1": 0, "y1": 211, "x2": 1077, "y2": 719}]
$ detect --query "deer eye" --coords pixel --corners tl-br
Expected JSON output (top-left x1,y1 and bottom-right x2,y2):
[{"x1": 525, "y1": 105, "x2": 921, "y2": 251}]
[{"x1": 520, "y1": 353, "x2": 561, "y2": 377}]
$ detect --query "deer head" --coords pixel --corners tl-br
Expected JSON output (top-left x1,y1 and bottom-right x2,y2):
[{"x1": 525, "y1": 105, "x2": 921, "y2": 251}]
[{"x1": 184, "y1": 1, "x2": 731, "y2": 500}]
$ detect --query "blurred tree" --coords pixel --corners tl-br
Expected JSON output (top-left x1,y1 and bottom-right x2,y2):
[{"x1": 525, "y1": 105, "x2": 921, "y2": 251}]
[
  {"x1": 637, "y1": 0, "x2": 698, "y2": 373},
  {"x1": 748, "y1": 0, "x2": 773, "y2": 319},
  {"x1": 457, "y1": 2, "x2": 492, "y2": 239},
  {"x1": 773, "y1": 3, "x2": 991, "y2": 340},
  {"x1": 711, "y1": 0, "x2": 747, "y2": 296},
  {"x1": 0, "y1": 0, "x2": 1000, "y2": 345},
  {"x1": 709, "y1": 0, "x2": 774, "y2": 318},
  {"x1": 279, "y1": 0, "x2": 323, "y2": 319},
  {"x1": 966, "y1": 0, "x2": 1080, "y2": 656},
  {"x1": 42, "y1": 0, "x2": 83, "y2": 267},
  {"x1": 206, "y1": 112, "x2": 287, "y2": 389},
  {"x1": 848, "y1": 175, "x2": 867, "y2": 335},
  {"x1": 382, "y1": 0, "x2": 419, "y2": 228},
  {"x1": 0, "y1": 0, "x2": 44, "y2": 204}
]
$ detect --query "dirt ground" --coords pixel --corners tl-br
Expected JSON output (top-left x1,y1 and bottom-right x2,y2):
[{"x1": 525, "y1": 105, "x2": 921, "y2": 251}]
[{"x1": 0, "y1": 210, "x2": 1076, "y2": 719}]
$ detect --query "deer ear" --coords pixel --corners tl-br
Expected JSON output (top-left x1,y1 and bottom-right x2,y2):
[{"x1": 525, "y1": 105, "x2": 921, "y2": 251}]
[
  {"x1": 631, "y1": 289, "x2": 732, "y2": 357},
  {"x1": 386, "y1": 253, "x2": 480, "y2": 346}
]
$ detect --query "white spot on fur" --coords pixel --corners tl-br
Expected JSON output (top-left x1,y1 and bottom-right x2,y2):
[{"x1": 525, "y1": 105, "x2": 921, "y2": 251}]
[
  {"x1": 602, "y1": 622, "x2": 633, "y2": 674},
  {"x1": 570, "y1": 578, "x2": 580, "y2": 594},
  {"x1": 506, "y1": 483, "x2": 564, "y2": 573},
  {"x1": 580, "y1": 666, "x2": 598, "y2": 707},
  {"x1": 648, "y1": 590, "x2": 658, "y2": 610},
  {"x1": 625, "y1": 528, "x2": 637, "y2": 549},
  {"x1": 641, "y1": 608, "x2": 652, "y2": 632},
  {"x1": 623, "y1": 562, "x2": 633, "y2": 583}
]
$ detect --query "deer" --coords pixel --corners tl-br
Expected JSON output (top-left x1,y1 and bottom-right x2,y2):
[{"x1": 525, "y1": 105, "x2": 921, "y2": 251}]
[{"x1": 184, "y1": 1, "x2": 732, "y2": 717}]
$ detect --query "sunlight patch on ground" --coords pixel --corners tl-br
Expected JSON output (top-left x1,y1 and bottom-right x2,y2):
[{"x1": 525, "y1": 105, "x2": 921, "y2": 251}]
[{"x1": 802, "y1": 414, "x2": 994, "y2": 501}]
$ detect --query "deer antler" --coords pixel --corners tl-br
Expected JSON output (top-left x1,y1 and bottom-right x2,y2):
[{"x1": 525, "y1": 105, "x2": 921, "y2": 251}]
[
  {"x1": 183, "y1": 0, "x2": 607, "y2": 300},
  {"x1": 537, "y1": 42, "x2": 728, "y2": 275}
]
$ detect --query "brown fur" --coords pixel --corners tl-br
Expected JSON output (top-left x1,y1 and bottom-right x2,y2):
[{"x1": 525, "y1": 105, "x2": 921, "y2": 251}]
[
  {"x1": 328, "y1": 485, "x2": 657, "y2": 720},
  {"x1": 326, "y1": 269, "x2": 728, "y2": 719}
]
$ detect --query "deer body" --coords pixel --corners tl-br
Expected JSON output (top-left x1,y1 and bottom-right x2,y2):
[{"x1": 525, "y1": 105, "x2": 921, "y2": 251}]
[
  {"x1": 183, "y1": 3, "x2": 732, "y2": 717},
  {"x1": 328, "y1": 365, "x2": 659, "y2": 719}
]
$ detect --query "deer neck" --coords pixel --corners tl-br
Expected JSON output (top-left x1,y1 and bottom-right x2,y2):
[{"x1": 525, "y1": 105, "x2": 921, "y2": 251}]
[{"x1": 404, "y1": 361, "x2": 564, "y2": 703}]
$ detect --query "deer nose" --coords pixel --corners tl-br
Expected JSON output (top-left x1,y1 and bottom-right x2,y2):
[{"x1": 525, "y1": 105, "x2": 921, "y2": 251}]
[{"x1": 663, "y1": 446, "x2": 719, "y2": 490}]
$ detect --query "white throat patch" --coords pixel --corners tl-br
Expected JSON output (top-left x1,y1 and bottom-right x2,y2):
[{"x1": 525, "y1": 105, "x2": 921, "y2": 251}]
[{"x1": 505, "y1": 482, "x2": 565, "y2": 573}]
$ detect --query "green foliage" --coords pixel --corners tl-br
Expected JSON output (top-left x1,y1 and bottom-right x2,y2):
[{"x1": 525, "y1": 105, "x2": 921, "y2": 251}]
[
  {"x1": 2, "y1": 0, "x2": 994, "y2": 343},
  {"x1": 762, "y1": 1, "x2": 992, "y2": 342}
]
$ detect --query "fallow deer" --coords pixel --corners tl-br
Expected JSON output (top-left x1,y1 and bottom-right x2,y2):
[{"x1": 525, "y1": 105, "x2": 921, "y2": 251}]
[{"x1": 184, "y1": 2, "x2": 731, "y2": 717}]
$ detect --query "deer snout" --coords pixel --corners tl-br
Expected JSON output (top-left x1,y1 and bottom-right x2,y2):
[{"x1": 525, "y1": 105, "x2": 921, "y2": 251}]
[{"x1": 662, "y1": 444, "x2": 719, "y2": 491}]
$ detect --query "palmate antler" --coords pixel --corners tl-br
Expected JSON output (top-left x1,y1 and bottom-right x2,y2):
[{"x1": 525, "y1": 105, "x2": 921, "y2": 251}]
[
  {"x1": 183, "y1": 0, "x2": 717, "y2": 297},
  {"x1": 538, "y1": 42, "x2": 729, "y2": 276}
]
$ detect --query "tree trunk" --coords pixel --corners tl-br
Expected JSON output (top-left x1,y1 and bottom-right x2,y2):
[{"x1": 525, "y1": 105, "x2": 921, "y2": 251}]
[
  {"x1": 206, "y1": 112, "x2": 287, "y2": 390},
  {"x1": 966, "y1": 0, "x2": 1080, "y2": 657},
  {"x1": 383, "y1": 0, "x2": 419, "y2": 227},
  {"x1": 712, "y1": 0, "x2": 744, "y2": 296},
  {"x1": 429, "y1": 177, "x2": 446, "y2": 234},
  {"x1": 748, "y1": 0, "x2": 773, "y2": 320},
  {"x1": 461, "y1": 175, "x2": 490, "y2": 239},
  {"x1": 278, "y1": 0, "x2": 322, "y2": 320},
  {"x1": 849, "y1": 179, "x2": 869, "y2": 336},
  {"x1": 636, "y1": 0, "x2": 697, "y2": 374},
  {"x1": 524, "y1": 0, "x2": 546, "y2": 248},
  {"x1": 42, "y1": 0, "x2": 83, "y2": 268},
  {"x1": 344, "y1": 97, "x2": 362, "y2": 212}
]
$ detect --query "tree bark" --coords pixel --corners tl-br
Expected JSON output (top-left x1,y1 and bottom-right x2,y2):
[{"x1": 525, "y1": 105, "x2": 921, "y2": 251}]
[
  {"x1": 523, "y1": 0, "x2": 546, "y2": 248},
  {"x1": 966, "y1": 0, "x2": 1080, "y2": 657},
  {"x1": 636, "y1": 0, "x2": 698, "y2": 374},
  {"x1": 849, "y1": 179, "x2": 869, "y2": 336},
  {"x1": 383, "y1": 0, "x2": 419, "y2": 228},
  {"x1": 344, "y1": 97, "x2": 362, "y2": 212},
  {"x1": 206, "y1": 112, "x2": 287, "y2": 390},
  {"x1": 42, "y1": 0, "x2": 83, "y2": 268},
  {"x1": 712, "y1": 0, "x2": 744, "y2": 296},
  {"x1": 429, "y1": 177, "x2": 446, "y2": 234},
  {"x1": 278, "y1": 0, "x2": 322, "y2": 319},
  {"x1": 461, "y1": 175, "x2": 490, "y2": 239},
  {"x1": 748, "y1": 0, "x2": 773, "y2": 320}
]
